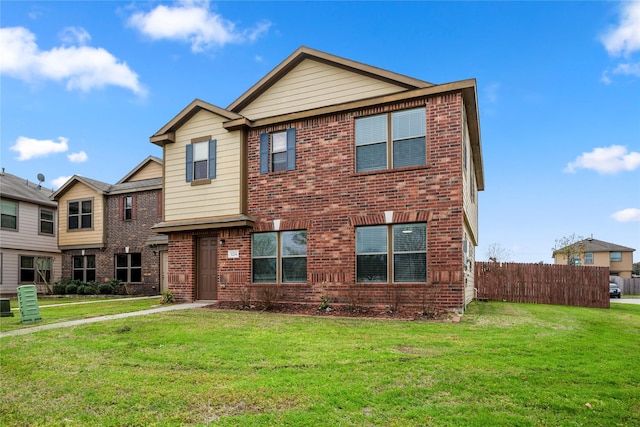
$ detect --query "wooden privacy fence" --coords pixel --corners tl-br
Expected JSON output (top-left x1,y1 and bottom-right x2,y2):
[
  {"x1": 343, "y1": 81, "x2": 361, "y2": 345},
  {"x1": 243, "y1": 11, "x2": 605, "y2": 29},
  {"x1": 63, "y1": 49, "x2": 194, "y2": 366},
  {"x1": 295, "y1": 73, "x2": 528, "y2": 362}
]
[
  {"x1": 475, "y1": 262, "x2": 610, "y2": 308},
  {"x1": 609, "y1": 277, "x2": 640, "y2": 295}
]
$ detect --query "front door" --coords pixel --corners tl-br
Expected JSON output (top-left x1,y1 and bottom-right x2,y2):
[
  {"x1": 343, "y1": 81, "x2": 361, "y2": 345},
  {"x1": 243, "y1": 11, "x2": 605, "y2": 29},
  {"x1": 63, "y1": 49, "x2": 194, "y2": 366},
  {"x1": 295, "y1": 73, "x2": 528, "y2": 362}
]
[
  {"x1": 160, "y1": 251, "x2": 168, "y2": 293},
  {"x1": 197, "y1": 236, "x2": 218, "y2": 300}
]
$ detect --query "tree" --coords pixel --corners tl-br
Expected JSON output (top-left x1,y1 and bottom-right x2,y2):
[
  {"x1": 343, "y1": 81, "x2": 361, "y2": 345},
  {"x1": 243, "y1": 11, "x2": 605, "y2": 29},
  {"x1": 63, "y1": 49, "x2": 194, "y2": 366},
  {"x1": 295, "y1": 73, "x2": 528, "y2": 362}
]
[
  {"x1": 633, "y1": 262, "x2": 640, "y2": 276},
  {"x1": 553, "y1": 234, "x2": 586, "y2": 266},
  {"x1": 484, "y1": 243, "x2": 513, "y2": 263}
]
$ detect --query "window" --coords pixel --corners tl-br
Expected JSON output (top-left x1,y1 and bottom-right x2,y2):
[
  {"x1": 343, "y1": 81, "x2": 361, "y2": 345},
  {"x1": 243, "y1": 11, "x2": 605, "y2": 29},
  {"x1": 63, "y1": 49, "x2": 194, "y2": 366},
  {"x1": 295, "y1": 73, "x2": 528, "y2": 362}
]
[
  {"x1": 68, "y1": 200, "x2": 93, "y2": 230},
  {"x1": 356, "y1": 224, "x2": 427, "y2": 283},
  {"x1": 252, "y1": 230, "x2": 307, "y2": 283},
  {"x1": 73, "y1": 255, "x2": 96, "y2": 282},
  {"x1": 120, "y1": 196, "x2": 136, "y2": 220},
  {"x1": 40, "y1": 208, "x2": 54, "y2": 235},
  {"x1": 20, "y1": 256, "x2": 51, "y2": 283},
  {"x1": 585, "y1": 252, "x2": 594, "y2": 265},
  {"x1": 115, "y1": 253, "x2": 142, "y2": 283},
  {"x1": 260, "y1": 128, "x2": 296, "y2": 173},
  {"x1": 355, "y1": 108, "x2": 426, "y2": 172},
  {"x1": 610, "y1": 252, "x2": 622, "y2": 262},
  {"x1": 1, "y1": 199, "x2": 17, "y2": 230},
  {"x1": 186, "y1": 139, "x2": 216, "y2": 182}
]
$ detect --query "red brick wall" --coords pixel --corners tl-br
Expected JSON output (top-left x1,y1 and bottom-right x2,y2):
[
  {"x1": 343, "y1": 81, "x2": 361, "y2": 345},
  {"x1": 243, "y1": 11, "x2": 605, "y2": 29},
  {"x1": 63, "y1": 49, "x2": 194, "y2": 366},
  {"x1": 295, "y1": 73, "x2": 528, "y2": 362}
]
[{"x1": 208, "y1": 93, "x2": 467, "y2": 310}]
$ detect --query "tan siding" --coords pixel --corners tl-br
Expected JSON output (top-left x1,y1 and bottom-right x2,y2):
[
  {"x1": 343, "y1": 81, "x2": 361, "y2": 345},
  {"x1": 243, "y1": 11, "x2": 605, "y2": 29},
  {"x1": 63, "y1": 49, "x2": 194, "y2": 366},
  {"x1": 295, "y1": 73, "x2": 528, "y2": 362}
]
[
  {"x1": 0, "y1": 248, "x2": 62, "y2": 294},
  {"x1": 239, "y1": 59, "x2": 408, "y2": 120},
  {"x1": 164, "y1": 109, "x2": 241, "y2": 222},
  {"x1": 0, "y1": 203, "x2": 58, "y2": 253},
  {"x1": 127, "y1": 161, "x2": 162, "y2": 181},
  {"x1": 462, "y1": 108, "x2": 479, "y2": 245},
  {"x1": 57, "y1": 183, "x2": 105, "y2": 247}
]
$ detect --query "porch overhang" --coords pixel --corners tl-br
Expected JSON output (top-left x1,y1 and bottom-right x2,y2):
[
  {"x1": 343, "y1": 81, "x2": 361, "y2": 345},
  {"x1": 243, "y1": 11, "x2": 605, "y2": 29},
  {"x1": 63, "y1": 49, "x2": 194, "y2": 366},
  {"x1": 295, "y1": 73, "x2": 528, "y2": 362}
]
[{"x1": 151, "y1": 214, "x2": 255, "y2": 234}]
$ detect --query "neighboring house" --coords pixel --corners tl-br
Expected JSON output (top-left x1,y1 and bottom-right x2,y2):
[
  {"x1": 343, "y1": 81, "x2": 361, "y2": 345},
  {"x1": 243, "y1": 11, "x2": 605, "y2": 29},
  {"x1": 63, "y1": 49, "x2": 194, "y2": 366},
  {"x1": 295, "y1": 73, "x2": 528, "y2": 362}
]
[
  {"x1": 150, "y1": 46, "x2": 484, "y2": 311},
  {"x1": 50, "y1": 156, "x2": 167, "y2": 294},
  {"x1": 0, "y1": 170, "x2": 61, "y2": 295},
  {"x1": 553, "y1": 237, "x2": 636, "y2": 279}
]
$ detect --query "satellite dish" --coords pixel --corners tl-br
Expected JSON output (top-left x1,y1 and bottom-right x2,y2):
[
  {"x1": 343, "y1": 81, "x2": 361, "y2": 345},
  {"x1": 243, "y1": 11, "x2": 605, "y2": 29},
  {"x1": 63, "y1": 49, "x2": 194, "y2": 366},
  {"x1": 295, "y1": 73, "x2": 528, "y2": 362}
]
[{"x1": 37, "y1": 173, "x2": 45, "y2": 183}]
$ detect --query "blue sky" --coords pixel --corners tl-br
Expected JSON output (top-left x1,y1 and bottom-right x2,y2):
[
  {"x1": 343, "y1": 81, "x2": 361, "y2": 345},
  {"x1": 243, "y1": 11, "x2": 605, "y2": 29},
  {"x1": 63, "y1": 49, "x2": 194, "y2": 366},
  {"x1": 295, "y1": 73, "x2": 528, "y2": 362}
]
[{"x1": 1, "y1": 1, "x2": 639, "y2": 263}]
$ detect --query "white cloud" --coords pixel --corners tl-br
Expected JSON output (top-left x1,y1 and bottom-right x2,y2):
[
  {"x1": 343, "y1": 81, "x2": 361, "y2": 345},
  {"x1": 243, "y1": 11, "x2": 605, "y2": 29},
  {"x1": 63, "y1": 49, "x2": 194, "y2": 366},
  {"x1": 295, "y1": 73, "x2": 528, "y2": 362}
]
[
  {"x1": 67, "y1": 151, "x2": 88, "y2": 163},
  {"x1": 10, "y1": 136, "x2": 69, "y2": 161},
  {"x1": 564, "y1": 145, "x2": 640, "y2": 174},
  {"x1": 128, "y1": 0, "x2": 270, "y2": 52},
  {"x1": 59, "y1": 26, "x2": 91, "y2": 45},
  {"x1": 611, "y1": 208, "x2": 640, "y2": 222},
  {"x1": 600, "y1": 3, "x2": 640, "y2": 84},
  {"x1": 0, "y1": 26, "x2": 146, "y2": 95},
  {"x1": 51, "y1": 176, "x2": 72, "y2": 190},
  {"x1": 601, "y1": 2, "x2": 640, "y2": 57}
]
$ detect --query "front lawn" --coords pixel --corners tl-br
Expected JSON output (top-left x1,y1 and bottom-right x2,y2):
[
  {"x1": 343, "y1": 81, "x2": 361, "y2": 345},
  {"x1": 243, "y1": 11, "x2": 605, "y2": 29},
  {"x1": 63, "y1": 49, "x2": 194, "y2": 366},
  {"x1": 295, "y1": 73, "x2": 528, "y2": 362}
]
[
  {"x1": 1, "y1": 302, "x2": 639, "y2": 426},
  {"x1": 0, "y1": 297, "x2": 162, "y2": 333}
]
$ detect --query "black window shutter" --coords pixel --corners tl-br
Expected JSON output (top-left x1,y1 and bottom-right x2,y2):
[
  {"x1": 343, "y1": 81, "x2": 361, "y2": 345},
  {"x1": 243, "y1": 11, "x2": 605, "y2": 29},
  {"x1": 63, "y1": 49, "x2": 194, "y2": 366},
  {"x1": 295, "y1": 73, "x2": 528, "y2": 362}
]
[
  {"x1": 186, "y1": 144, "x2": 193, "y2": 182},
  {"x1": 259, "y1": 133, "x2": 269, "y2": 174},
  {"x1": 208, "y1": 139, "x2": 217, "y2": 179},
  {"x1": 286, "y1": 128, "x2": 296, "y2": 171}
]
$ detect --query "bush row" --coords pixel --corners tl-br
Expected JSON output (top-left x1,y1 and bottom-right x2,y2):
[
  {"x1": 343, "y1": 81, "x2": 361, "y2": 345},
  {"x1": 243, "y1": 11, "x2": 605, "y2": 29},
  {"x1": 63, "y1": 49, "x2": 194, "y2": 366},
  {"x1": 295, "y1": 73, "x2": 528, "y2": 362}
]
[{"x1": 52, "y1": 279, "x2": 127, "y2": 296}]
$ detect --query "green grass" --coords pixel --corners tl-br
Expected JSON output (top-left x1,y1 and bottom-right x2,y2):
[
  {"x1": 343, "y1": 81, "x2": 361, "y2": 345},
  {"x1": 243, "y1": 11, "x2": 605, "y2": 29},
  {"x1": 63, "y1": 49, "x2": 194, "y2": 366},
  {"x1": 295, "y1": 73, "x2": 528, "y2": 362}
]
[
  {"x1": 0, "y1": 297, "x2": 162, "y2": 333},
  {"x1": 1, "y1": 302, "x2": 639, "y2": 426}
]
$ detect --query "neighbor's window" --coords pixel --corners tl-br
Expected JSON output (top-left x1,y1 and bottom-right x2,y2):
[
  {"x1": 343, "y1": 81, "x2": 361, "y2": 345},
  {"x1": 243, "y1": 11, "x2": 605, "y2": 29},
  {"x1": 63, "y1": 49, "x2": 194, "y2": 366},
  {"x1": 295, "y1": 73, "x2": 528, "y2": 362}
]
[
  {"x1": 19, "y1": 256, "x2": 51, "y2": 283},
  {"x1": 610, "y1": 252, "x2": 622, "y2": 262},
  {"x1": 252, "y1": 230, "x2": 307, "y2": 283},
  {"x1": 1, "y1": 199, "x2": 17, "y2": 230},
  {"x1": 68, "y1": 200, "x2": 93, "y2": 230},
  {"x1": 124, "y1": 196, "x2": 133, "y2": 220},
  {"x1": 186, "y1": 139, "x2": 216, "y2": 182},
  {"x1": 584, "y1": 252, "x2": 594, "y2": 265},
  {"x1": 356, "y1": 223, "x2": 427, "y2": 283},
  {"x1": 355, "y1": 107, "x2": 426, "y2": 172},
  {"x1": 260, "y1": 129, "x2": 296, "y2": 174},
  {"x1": 40, "y1": 208, "x2": 54, "y2": 235},
  {"x1": 73, "y1": 255, "x2": 96, "y2": 282},
  {"x1": 115, "y1": 253, "x2": 142, "y2": 283}
]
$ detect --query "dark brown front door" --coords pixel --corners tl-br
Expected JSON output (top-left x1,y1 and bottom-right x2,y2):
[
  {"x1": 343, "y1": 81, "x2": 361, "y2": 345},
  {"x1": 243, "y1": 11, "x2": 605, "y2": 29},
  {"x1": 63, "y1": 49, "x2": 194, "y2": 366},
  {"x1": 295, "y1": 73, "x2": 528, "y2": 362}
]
[{"x1": 197, "y1": 236, "x2": 217, "y2": 300}]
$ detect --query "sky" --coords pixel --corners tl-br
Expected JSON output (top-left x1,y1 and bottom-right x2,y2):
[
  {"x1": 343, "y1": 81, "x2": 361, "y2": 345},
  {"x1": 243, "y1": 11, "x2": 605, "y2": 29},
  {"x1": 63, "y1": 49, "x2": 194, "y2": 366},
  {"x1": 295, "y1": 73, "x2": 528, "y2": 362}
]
[{"x1": 1, "y1": 0, "x2": 639, "y2": 264}]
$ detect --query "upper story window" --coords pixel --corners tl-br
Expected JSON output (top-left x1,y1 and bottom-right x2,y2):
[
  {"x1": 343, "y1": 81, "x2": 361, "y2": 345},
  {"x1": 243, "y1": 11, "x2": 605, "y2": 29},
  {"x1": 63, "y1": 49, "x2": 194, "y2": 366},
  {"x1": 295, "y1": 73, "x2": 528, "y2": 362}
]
[
  {"x1": 252, "y1": 230, "x2": 307, "y2": 283},
  {"x1": 610, "y1": 252, "x2": 622, "y2": 262},
  {"x1": 119, "y1": 196, "x2": 136, "y2": 220},
  {"x1": 40, "y1": 208, "x2": 54, "y2": 235},
  {"x1": 186, "y1": 138, "x2": 216, "y2": 182},
  {"x1": 124, "y1": 196, "x2": 133, "y2": 220},
  {"x1": 68, "y1": 199, "x2": 92, "y2": 230},
  {"x1": 1, "y1": 199, "x2": 17, "y2": 230},
  {"x1": 260, "y1": 128, "x2": 296, "y2": 174},
  {"x1": 356, "y1": 223, "x2": 427, "y2": 283},
  {"x1": 584, "y1": 252, "x2": 594, "y2": 265},
  {"x1": 355, "y1": 107, "x2": 426, "y2": 173}
]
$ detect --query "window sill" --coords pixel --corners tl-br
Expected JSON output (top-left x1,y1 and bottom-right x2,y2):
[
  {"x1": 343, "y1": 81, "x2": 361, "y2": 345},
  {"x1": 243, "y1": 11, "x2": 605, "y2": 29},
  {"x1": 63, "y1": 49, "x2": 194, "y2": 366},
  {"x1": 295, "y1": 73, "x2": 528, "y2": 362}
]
[
  {"x1": 190, "y1": 179, "x2": 212, "y2": 186},
  {"x1": 351, "y1": 164, "x2": 429, "y2": 178}
]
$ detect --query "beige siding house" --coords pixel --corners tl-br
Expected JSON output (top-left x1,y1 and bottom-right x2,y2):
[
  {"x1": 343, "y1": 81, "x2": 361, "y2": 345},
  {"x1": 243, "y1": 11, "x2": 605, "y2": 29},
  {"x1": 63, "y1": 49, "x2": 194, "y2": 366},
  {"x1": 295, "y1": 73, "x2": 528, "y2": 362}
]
[
  {"x1": 0, "y1": 171, "x2": 61, "y2": 295},
  {"x1": 553, "y1": 237, "x2": 635, "y2": 279}
]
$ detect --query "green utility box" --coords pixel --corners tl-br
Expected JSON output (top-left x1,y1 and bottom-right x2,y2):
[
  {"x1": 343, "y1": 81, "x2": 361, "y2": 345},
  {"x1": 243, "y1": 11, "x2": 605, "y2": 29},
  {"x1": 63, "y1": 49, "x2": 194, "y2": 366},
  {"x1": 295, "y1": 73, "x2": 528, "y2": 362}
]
[
  {"x1": 0, "y1": 298, "x2": 14, "y2": 317},
  {"x1": 17, "y1": 285, "x2": 42, "y2": 324}
]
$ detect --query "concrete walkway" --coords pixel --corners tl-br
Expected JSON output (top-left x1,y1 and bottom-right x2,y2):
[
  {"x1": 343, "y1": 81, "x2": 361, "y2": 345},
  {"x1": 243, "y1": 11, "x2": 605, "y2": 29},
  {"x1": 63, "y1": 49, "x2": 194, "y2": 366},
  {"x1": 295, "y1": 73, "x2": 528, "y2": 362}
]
[{"x1": 0, "y1": 302, "x2": 210, "y2": 338}]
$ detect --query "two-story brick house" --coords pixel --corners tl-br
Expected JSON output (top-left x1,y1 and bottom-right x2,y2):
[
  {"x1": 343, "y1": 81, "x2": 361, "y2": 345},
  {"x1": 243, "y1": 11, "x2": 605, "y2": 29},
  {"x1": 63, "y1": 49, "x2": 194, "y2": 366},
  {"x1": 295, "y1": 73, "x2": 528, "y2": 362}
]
[
  {"x1": 0, "y1": 170, "x2": 61, "y2": 295},
  {"x1": 51, "y1": 156, "x2": 167, "y2": 294},
  {"x1": 150, "y1": 47, "x2": 484, "y2": 311}
]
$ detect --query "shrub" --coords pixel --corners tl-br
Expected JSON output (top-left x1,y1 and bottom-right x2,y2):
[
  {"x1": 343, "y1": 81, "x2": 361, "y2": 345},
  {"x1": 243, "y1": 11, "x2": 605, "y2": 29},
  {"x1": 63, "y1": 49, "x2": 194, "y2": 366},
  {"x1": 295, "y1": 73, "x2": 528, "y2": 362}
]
[
  {"x1": 98, "y1": 283, "x2": 114, "y2": 295},
  {"x1": 160, "y1": 291, "x2": 174, "y2": 304},
  {"x1": 65, "y1": 284, "x2": 78, "y2": 295},
  {"x1": 81, "y1": 285, "x2": 96, "y2": 295},
  {"x1": 110, "y1": 280, "x2": 127, "y2": 295},
  {"x1": 53, "y1": 282, "x2": 67, "y2": 295}
]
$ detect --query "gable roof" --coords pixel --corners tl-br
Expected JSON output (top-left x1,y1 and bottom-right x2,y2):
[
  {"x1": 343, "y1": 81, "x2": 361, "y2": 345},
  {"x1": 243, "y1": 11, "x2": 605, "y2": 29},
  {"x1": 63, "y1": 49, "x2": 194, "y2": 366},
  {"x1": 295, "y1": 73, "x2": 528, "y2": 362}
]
[
  {"x1": 0, "y1": 171, "x2": 57, "y2": 207},
  {"x1": 116, "y1": 156, "x2": 162, "y2": 184},
  {"x1": 150, "y1": 99, "x2": 243, "y2": 146},
  {"x1": 227, "y1": 46, "x2": 433, "y2": 114},
  {"x1": 50, "y1": 175, "x2": 112, "y2": 200},
  {"x1": 554, "y1": 238, "x2": 636, "y2": 254}
]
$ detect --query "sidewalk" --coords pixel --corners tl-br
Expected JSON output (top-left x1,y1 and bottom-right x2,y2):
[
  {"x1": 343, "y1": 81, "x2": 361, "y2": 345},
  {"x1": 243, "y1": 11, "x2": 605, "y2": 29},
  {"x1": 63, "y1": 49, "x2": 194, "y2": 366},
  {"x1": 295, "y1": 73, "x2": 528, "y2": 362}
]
[{"x1": 0, "y1": 302, "x2": 210, "y2": 338}]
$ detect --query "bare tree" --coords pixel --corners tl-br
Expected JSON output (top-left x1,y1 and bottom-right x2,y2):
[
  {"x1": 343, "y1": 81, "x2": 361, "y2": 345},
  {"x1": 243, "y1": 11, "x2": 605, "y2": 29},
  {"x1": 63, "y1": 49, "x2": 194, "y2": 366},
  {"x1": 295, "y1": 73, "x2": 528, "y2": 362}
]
[
  {"x1": 553, "y1": 233, "x2": 586, "y2": 265},
  {"x1": 484, "y1": 243, "x2": 513, "y2": 263}
]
